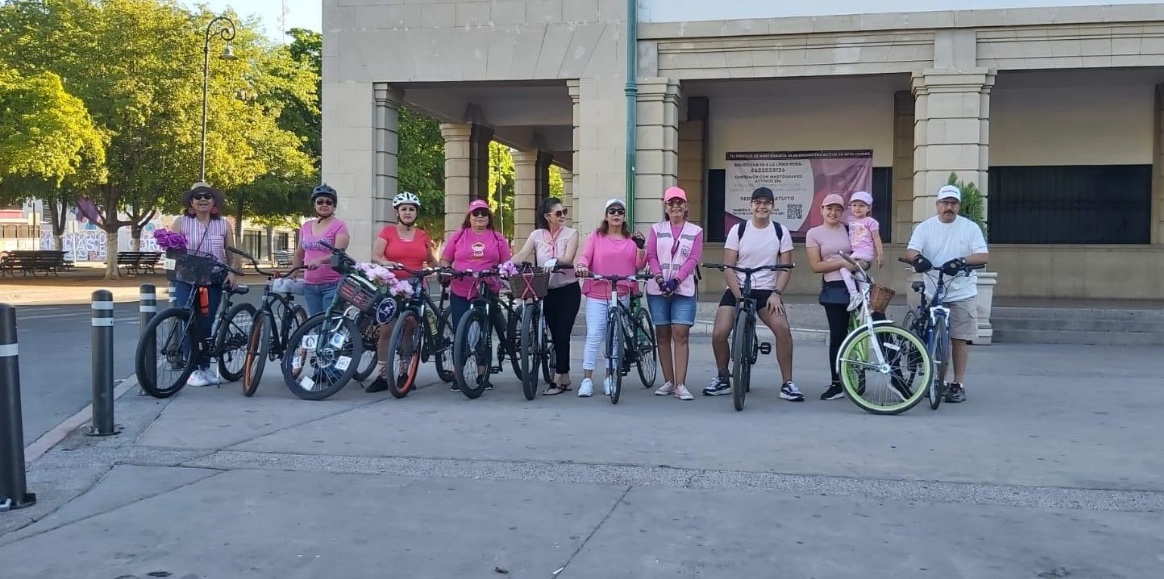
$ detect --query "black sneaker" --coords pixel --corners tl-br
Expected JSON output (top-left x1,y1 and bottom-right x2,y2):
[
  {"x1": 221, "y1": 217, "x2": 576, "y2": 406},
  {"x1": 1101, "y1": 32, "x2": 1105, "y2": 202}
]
[
  {"x1": 944, "y1": 383, "x2": 966, "y2": 403},
  {"x1": 820, "y1": 383, "x2": 845, "y2": 401},
  {"x1": 366, "y1": 376, "x2": 389, "y2": 393},
  {"x1": 450, "y1": 382, "x2": 460, "y2": 391},
  {"x1": 779, "y1": 381, "x2": 805, "y2": 402},
  {"x1": 703, "y1": 374, "x2": 731, "y2": 396}
]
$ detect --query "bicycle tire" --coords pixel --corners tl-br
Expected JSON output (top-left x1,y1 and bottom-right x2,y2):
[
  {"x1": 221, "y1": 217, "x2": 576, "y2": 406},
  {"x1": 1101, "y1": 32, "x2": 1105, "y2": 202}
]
[
  {"x1": 634, "y1": 308, "x2": 658, "y2": 388},
  {"x1": 281, "y1": 313, "x2": 362, "y2": 401},
  {"x1": 353, "y1": 316, "x2": 379, "y2": 383},
  {"x1": 387, "y1": 310, "x2": 422, "y2": 399},
  {"x1": 731, "y1": 313, "x2": 752, "y2": 411},
  {"x1": 242, "y1": 311, "x2": 272, "y2": 397},
  {"x1": 608, "y1": 310, "x2": 623, "y2": 405},
  {"x1": 432, "y1": 307, "x2": 455, "y2": 383},
  {"x1": 539, "y1": 313, "x2": 555, "y2": 386},
  {"x1": 215, "y1": 303, "x2": 255, "y2": 383},
  {"x1": 506, "y1": 303, "x2": 524, "y2": 381},
  {"x1": 454, "y1": 308, "x2": 491, "y2": 399},
  {"x1": 838, "y1": 325, "x2": 931, "y2": 415},
  {"x1": 136, "y1": 308, "x2": 197, "y2": 398},
  {"x1": 520, "y1": 303, "x2": 539, "y2": 401},
  {"x1": 930, "y1": 322, "x2": 950, "y2": 410}
]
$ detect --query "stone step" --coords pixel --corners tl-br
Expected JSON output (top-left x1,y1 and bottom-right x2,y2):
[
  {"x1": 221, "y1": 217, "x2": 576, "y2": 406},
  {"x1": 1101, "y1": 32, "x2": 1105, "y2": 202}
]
[
  {"x1": 992, "y1": 328, "x2": 1164, "y2": 347},
  {"x1": 992, "y1": 306, "x2": 1164, "y2": 322},
  {"x1": 992, "y1": 317, "x2": 1164, "y2": 333}
]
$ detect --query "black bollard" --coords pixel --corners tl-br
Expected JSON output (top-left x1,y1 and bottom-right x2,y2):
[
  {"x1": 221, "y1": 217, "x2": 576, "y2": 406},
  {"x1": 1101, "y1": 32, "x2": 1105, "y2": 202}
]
[
  {"x1": 0, "y1": 304, "x2": 36, "y2": 512},
  {"x1": 138, "y1": 284, "x2": 156, "y2": 396},
  {"x1": 87, "y1": 290, "x2": 120, "y2": 436}
]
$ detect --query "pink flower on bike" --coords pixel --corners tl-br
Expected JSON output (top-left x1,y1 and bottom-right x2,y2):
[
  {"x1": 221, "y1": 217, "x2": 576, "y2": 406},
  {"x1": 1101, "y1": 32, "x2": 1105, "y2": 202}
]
[
  {"x1": 152, "y1": 228, "x2": 188, "y2": 250},
  {"x1": 498, "y1": 261, "x2": 519, "y2": 278}
]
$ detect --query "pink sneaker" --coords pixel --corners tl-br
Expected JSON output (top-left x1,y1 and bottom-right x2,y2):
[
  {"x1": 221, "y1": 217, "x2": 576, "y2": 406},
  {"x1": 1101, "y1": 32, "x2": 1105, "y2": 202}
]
[
  {"x1": 673, "y1": 384, "x2": 694, "y2": 401},
  {"x1": 654, "y1": 382, "x2": 675, "y2": 396}
]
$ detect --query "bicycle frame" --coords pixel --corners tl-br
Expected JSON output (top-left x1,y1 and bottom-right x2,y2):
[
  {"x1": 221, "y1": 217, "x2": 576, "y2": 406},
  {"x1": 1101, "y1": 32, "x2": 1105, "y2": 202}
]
[
  {"x1": 833, "y1": 254, "x2": 897, "y2": 375},
  {"x1": 586, "y1": 274, "x2": 648, "y2": 373}
]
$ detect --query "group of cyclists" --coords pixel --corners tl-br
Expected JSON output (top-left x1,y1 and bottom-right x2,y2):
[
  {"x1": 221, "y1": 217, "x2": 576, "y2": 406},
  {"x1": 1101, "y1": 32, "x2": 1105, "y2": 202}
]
[{"x1": 162, "y1": 178, "x2": 988, "y2": 407}]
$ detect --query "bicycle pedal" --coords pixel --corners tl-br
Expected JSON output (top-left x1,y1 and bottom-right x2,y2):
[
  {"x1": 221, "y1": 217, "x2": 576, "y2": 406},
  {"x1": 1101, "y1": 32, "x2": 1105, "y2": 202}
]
[{"x1": 758, "y1": 342, "x2": 772, "y2": 355}]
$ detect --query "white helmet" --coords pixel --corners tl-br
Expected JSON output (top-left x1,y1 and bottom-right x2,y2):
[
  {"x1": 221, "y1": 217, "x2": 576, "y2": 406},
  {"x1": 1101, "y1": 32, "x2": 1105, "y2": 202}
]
[{"x1": 392, "y1": 192, "x2": 421, "y2": 208}]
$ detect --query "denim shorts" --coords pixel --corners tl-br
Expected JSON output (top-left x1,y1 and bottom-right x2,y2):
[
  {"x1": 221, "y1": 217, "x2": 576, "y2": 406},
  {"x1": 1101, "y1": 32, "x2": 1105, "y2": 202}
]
[{"x1": 647, "y1": 294, "x2": 697, "y2": 327}]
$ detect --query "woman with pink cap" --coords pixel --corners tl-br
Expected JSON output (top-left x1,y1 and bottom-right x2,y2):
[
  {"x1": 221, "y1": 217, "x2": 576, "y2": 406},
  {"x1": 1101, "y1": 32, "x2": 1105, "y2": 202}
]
[
  {"x1": 438, "y1": 199, "x2": 512, "y2": 391},
  {"x1": 805, "y1": 193, "x2": 862, "y2": 401},
  {"x1": 644, "y1": 186, "x2": 703, "y2": 401}
]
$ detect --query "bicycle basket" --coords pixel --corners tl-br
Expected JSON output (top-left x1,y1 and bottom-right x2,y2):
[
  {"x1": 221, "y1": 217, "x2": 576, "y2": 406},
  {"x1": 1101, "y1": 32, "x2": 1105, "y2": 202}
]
[
  {"x1": 509, "y1": 268, "x2": 550, "y2": 300},
  {"x1": 868, "y1": 284, "x2": 897, "y2": 314},
  {"x1": 338, "y1": 274, "x2": 384, "y2": 315},
  {"x1": 171, "y1": 249, "x2": 228, "y2": 287}
]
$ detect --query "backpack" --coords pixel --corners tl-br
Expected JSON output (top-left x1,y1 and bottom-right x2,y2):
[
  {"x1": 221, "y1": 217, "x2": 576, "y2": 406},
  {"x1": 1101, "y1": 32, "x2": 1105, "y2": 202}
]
[{"x1": 736, "y1": 219, "x2": 784, "y2": 244}]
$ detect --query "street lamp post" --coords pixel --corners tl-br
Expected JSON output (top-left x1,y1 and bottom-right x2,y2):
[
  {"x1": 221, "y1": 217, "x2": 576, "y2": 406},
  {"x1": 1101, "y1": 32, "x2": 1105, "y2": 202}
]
[{"x1": 201, "y1": 15, "x2": 237, "y2": 182}]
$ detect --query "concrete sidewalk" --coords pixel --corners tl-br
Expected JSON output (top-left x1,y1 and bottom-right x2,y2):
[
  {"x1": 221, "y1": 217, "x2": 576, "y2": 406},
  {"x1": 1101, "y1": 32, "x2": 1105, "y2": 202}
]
[{"x1": 1, "y1": 338, "x2": 1162, "y2": 578}]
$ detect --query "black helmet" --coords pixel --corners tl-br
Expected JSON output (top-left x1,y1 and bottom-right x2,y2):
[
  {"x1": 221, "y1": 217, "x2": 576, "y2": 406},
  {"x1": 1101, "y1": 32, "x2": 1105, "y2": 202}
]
[{"x1": 311, "y1": 183, "x2": 338, "y2": 203}]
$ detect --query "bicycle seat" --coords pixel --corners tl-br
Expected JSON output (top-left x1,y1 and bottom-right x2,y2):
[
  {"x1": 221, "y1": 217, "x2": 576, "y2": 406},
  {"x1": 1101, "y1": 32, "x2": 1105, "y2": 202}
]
[
  {"x1": 228, "y1": 284, "x2": 250, "y2": 296},
  {"x1": 911, "y1": 281, "x2": 924, "y2": 293}
]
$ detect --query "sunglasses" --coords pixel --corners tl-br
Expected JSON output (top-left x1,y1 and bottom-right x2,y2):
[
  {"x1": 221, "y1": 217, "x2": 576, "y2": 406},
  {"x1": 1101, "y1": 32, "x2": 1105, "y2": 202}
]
[
  {"x1": 666, "y1": 199, "x2": 686, "y2": 206},
  {"x1": 471, "y1": 209, "x2": 490, "y2": 217},
  {"x1": 192, "y1": 193, "x2": 214, "y2": 201},
  {"x1": 315, "y1": 199, "x2": 334, "y2": 206},
  {"x1": 607, "y1": 208, "x2": 625, "y2": 216},
  {"x1": 550, "y1": 209, "x2": 568, "y2": 217}
]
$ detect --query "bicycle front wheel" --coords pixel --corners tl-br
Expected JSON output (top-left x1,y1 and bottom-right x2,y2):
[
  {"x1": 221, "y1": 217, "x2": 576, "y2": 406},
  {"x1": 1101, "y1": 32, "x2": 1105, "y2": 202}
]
[
  {"x1": 731, "y1": 313, "x2": 752, "y2": 412},
  {"x1": 520, "y1": 303, "x2": 540, "y2": 401},
  {"x1": 281, "y1": 314, "x2": 362, "y2": 400},
  {"x1": 634, "y1": 308, "x2": 658, "y2": 388},
  {"x1": 215, "y1": 303, "x2": 256, "y2": 382},
  {"x1": 431, "y1": 307, "x2": 455, "y2": 383},
  {"x1": 930, "y1": 322, "x2": 950, "y2": 410},
  {"x1": 136, "y1": 308, "x2": 197, "y2": 398},
  {"x1": 539, "y1": 313, "x2": 556, "y2": 386},
  {"x1": 838, "y1": 325, "x2": 932, "y2": 415},
  {"x1": 453, "y1": 308, "x2": 492, "y2": 399},
  {"x1": 387, "y1": 310, "x2": 423, "y2": 399},
  {"x1": 242, "y1": 311, "x2": 272, "y2": 397},
  {"x1": 607, "y1": 311, "x2": 624, "y2": 405}
]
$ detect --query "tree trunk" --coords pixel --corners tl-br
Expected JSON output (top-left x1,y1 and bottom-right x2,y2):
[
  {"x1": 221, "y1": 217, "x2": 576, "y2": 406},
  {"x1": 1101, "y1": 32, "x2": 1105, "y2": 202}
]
[
  {"x1": 47, "y1": 196, "x2": 66, "y2": 251},
  {"x1": 265, "y1": 225, "x2": 274, "y2": 263},
  {"x1": 53, "y1": 235, "x2": 64, "y2": 252},
  {"x1": 104, "y1": 228, "x2": 120, "y2": 280},
  {"x1": 130, "y1": 226, "x2": 142, "y2": 251},
  {"x1": 234, "y1": 199, "x2": 244, "y2": 240}
]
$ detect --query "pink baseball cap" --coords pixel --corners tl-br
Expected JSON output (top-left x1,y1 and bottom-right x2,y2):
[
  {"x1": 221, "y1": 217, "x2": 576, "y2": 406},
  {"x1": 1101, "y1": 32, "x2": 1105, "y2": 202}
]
[
  {"x1": 821, "y1": 193, "x2": 845, "y2": 208},
  {"x1": 850, "y1": 191, "x2": 873, "y2": 205},
  {"x1": 467, "y1": 199, "x2": 491, "y2": 213},
  {"x1": 664, "y1": 186, "x2": 687, "y2": 202}
]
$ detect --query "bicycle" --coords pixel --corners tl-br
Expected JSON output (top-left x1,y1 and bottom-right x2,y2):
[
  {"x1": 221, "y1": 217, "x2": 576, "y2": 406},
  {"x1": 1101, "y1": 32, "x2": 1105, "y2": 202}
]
[
  {"x1": 227, "y1": 247, "x2": 309, "y2": 397},
  {"x1": 449, "y1": 266, "x2": 524, "y2": 400},
  {"x1": 700, "y1": 263, "x2": 794, "y2": 411},
  {"x1": 577, "y1": 272, "x2": 658, "y2": 405},
  {"x1": 898, "y1": 256, "x2": 986, "y2": 409},
  {"x1": 136, "y1": 249, "x2": 256, "y2": 398},
  {"x1": 382, "y1": 265, "x2": 456, "y2": 398},
  {"x1": 831, "y1": 253, "x2": 932, "y2": 415},
  {"x1": 510, "y1": 262, "x2": 574, "y2": 401},
  {"x1": 280, "y1": 240, "x2": 377, "y2": 401}
]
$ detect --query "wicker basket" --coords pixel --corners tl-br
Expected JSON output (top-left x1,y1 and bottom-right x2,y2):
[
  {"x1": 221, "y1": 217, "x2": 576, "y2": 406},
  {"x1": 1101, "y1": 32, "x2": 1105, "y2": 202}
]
[
  {"x1": 510, "y1": 269, "x2": 551, "y2": 300},
  {"x1": 337, "y1": 274, "x2": 385, "y2": 315},
  {"x1": 868, "y1": 283, "x2": 897, "y2": 314},
  {"x1": 170, "y1": 249, "x2": 227, "y2": 287}
]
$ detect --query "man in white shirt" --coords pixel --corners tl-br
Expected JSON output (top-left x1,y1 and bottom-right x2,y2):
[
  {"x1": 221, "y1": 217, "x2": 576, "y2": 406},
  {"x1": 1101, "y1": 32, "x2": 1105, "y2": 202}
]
[
  {"x1": 906, "y1": 184, "x2": 989, "y2": 403},
  {"x1": 706, "y1": 187, "x2": 801, "y2": 401}
]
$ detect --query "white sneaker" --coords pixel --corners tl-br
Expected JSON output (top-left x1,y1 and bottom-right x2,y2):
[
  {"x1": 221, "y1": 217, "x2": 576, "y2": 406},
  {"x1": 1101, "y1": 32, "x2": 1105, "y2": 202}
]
[
  {"x1": 673, "y1": 384, "x2": 694, "y2": 401},
  {"x1": 186, "y1": 371, "x2": 210, "y2": 387},
  {"x1": 655, "y1": 382, "x2": 676, "y2": 396},
  {"x1": 199, "y1": 369, "x2": 220, "y2": 386},
  {"x1": 847, "y1": 293, "x2": 862, "y2": 312},
  {"x1": 602, "y1": 376, "x2": 613, "y2": 396},
  {"x1": 578, "y1": 378, "x2": 594, "y2": 397}
]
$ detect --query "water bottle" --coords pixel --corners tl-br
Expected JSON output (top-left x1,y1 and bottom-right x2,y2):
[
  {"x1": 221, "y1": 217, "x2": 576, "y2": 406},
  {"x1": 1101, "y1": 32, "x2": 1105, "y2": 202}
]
[{"x1": 425, "y1": 307, "x2": 439, "y2": 338}]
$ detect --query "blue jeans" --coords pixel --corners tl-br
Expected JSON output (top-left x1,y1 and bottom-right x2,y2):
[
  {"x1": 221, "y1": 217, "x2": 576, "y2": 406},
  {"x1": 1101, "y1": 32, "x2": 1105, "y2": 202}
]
[
  {"x1": 647, "y1": 294, "x2": 697, "y2": 327},
  {"x1": 303, "y1": 281, "x2": 340, "y2": 317},
  {"x1": 173, "y1": 281, "x2": 223, "y2": 371}
]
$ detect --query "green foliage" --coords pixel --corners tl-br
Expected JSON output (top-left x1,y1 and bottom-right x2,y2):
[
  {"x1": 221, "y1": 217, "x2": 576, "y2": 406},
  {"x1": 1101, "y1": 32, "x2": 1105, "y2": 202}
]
[
  {"x1": 488, "y1": 142, "x2": 516, "y2": 239},
  {"x1": 549, "y1": 165, "x2": 564, "y2": 199},
  {"x1": 946, "y1": 172, "x2": 987, "y2": 240},
  {"x1": 398, "y1": 106, "x2": 446, "y2": 236}
]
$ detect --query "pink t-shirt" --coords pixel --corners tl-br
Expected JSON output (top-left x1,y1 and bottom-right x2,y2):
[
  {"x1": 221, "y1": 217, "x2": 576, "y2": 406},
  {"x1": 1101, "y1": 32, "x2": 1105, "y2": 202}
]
[
  {"x1": 576, "y1": 232, "x2": 647, "y2": 300},
  {"x1": 846, "y1": 215, "x2": 879, "y2": 260},
  {"x1": 723, "y1": 220, "x2": 795, "y2": 291},
  {"x1": 299, "y1": 218, "x2": 349, "y2": 284},
  {"x1": 805, "y1": 224, "x2": 853, "y2": 283},
  {"x1": 442, "y1": 228, "x2": 512, "y2": 299}
]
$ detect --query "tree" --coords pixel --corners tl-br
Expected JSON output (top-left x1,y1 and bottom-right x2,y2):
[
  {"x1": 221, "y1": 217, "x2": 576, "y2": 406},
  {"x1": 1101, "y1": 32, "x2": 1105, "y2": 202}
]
[
  {"x1": 948, "y1": 172, "x2": 987, "y2": 240},
  {"x1": 549, "y1": 165, "x2": 564, "y2": 199},
  {"x1": 487, "y1": 142, "x2": 516, "y2": 239},
  {"x1": 398, "y1": 106, "x2": 446, "y2": 235}
]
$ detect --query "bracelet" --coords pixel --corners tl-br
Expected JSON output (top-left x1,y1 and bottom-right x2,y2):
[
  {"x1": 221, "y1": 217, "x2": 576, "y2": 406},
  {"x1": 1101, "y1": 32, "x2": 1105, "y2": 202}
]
[{"x1": 773, "y1": 289, "x2": 782, "y2": 296}]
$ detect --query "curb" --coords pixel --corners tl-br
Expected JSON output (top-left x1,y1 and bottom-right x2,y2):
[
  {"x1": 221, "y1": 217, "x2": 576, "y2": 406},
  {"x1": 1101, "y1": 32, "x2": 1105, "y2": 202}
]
[
  {"x1": 23, "y1": 373, "x2": 140, "y2": 465},
  {"x1": 689, "y1": 320, "x2": 828, "y2": 343}
]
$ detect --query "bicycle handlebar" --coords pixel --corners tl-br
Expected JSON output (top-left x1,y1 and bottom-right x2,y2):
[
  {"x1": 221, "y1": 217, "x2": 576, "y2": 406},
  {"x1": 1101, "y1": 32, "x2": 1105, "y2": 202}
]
[
  {"x1": 227, "y1": 246, "x2": 304, "y2": 279},
  {"x1": 579, "y1": 272, "x2": 653, "y2": 282},
  {"x1": 897, "y1": 256, "x2": 985, "y2": 275},
  {"x1": 702, "y1": 263, "x2": 795, "y2": 274},
  {"x1": 516, "y1": 261, "x2": 574, "y2": 272}
]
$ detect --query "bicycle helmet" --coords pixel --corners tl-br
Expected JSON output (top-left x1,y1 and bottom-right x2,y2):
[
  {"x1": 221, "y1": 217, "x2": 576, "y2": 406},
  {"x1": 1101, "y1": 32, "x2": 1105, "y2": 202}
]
[
  {"x1": 311, "y1": 183, "x2": 338, "y2": 203},
  {"x1": 392, "y1": 191, "x2": 421, "y2": 208}
]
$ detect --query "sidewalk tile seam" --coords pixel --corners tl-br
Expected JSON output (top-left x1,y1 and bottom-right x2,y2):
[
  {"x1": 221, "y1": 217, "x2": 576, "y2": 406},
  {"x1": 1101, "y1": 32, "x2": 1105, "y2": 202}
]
[{"x1": 554, "y1": 485, "x2": 632, "y2": 579}]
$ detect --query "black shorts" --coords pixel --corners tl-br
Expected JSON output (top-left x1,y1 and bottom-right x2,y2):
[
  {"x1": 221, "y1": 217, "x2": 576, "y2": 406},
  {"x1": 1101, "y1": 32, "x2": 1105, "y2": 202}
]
[{"x1": 718, "y1": 289, "x2": 774, "y2": 309}]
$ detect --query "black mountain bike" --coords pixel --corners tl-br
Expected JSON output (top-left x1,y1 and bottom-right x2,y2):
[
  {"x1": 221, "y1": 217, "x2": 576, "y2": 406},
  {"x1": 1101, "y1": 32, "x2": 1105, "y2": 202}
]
[
  {"x1": 449, "y1": 267, "x2": 523, "y2": 399},
  {"x1": 511, "y1": 262, "x2": 574, "y2": 401},
  {"x1": 136, "y1": 249, "x2": 255, "y2": 398},
  {"x1": 228, "y1": 247, "x2": 308, "y2": 397},
  {"x1": 383, "y1": 265, "x2": 455, "y2": 398},
  {"x1": 701, "y1": 263, "x2": 794, "y2": 411},
  {"x1": 579, "y1": 272, "x2": 658, "y2": 404}
]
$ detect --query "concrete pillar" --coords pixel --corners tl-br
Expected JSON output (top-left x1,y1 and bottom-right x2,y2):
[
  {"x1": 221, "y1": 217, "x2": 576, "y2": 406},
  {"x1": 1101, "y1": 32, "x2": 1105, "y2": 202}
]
[
  {"x1": 678, "y1": 122, "x2": 705, "y2": 228},
  {"x1": 892, "y1": 90, "x2": 916, "y2": 243},
  {"x1": 513, "y1": 150, "x2": 539, "y2": 242},
  {"x1": 470, "y1": 124, "x2": 494, "y2": 201},
  {"x1": 321, "y1": 81, "x2": 375, "y2": 261},
  {"x1": 911, "y1": 68, "x2": 995, "y2": 226},
  {"x1": 373, "y1": 84, "x2": 402, "y2": 231},
  {"x1": 536, "y1": 151, "x2": 553, "y2": 205},
  {"x1": 441, "y1": 123, "x2": 473, "y2": 239},
  {"x1": 1154, "y1": 84, "x2": 1164, "y2": 244},
  {"x1": 635, "y1": 77, "x2": 682, "y2": 232},
  {"x1": 559, "y1": 168, "x2": 574, "y2": 220},
  {"x1": 568, "y1": 77, "x2": 628, "y2": 239}
]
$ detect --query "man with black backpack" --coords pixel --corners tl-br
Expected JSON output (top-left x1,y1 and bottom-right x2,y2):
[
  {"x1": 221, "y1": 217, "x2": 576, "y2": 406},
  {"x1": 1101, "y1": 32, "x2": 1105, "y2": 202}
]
[{"x1": 705, "y1": 187, "x2": 802, "y2": 401}]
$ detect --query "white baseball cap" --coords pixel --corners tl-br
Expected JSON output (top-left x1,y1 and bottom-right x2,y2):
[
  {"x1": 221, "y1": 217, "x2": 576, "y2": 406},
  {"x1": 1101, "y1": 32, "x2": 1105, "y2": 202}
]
[
  {"x1": 937, "y1": 185, "x2": 961, "y2": 202},
  {"x1": 604, "y1": 198, "x2": 627, "y2": 212},
  {"x1": 850, "y1": 191, "x2": 873, "y2": 205}
]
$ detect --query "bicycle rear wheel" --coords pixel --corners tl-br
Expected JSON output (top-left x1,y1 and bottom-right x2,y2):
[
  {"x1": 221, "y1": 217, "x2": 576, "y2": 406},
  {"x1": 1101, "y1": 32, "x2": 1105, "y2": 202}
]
[
  {"x1": 387, "y1": 310, "x2": 422, "y2": 399},
  {"x1": 136, "y1": 308, "x2": 197, "y2": 398},
  {"x1": 633, "y1": 308, "x2": 658, "y2": 388},
  {"x1": 431, "y1": 307, "x2": 455, "y2": 383},
  {"x1": 242, "y1": 311, "x2": 272, "y2": 397},
  {"x1": 520, "y1": 303, "x2": 540, "y2": 401},
  {"x1": 281, "y1": 313, "x2": 362, "y2": 400},
  {"x1": 353, "y1": 316, "x2": 379, "y2": 383},
  {"x1": 453, "y1": 308, "x2": 492, "y2": 399},
  {"x1": 930, "y1": 322, "x2": 950, "y2": 410},
  {"x1": 539, "y1": 313, "x2": 556, "y2": 386},
  {"x1": 838, "y1": 325, "x2": 931, "y2": 415},
  {"x1": 215, "y1": 303, "x2": 255, "y2": 382},
  {"x1": 731, "y1": 313, "x2": 752, "y2": 412}
]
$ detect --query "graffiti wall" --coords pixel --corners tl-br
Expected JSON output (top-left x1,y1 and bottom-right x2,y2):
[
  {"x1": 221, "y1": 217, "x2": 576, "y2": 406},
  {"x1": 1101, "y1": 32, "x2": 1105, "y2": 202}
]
[{"x1": 39, "y1": 214, "x2": 170, "y2": 262}]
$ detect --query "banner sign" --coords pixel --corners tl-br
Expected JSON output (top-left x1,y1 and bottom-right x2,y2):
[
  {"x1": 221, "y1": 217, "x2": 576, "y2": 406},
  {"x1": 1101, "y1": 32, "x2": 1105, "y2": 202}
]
[{"x1": 724, "y1": 150, "x2": 873, "y2": 239}]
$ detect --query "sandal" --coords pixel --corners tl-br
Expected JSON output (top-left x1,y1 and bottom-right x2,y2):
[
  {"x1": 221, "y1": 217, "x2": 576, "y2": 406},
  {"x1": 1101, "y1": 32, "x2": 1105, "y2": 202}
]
[{"x1": 542, "y1": 382, "x2": 573, "y2": 396}]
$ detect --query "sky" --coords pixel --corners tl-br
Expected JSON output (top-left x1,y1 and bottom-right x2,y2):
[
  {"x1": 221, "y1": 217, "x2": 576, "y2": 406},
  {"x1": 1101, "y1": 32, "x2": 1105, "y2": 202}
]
[{"x1": 186, "y1": 0, "x2": 321, "y2": 42}]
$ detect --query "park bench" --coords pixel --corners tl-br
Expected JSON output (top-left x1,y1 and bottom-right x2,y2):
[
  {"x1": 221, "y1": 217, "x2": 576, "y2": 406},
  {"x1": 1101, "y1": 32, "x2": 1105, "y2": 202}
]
[
  {"x1": 116, "y1": 251, "x2": 163, "y2": 275},
  {"x1": 274, "y1": 249, "x2": 294, "y2": 267},
  {"x1": 0, "y1": 250, "x2": 69, "y2": 277}
]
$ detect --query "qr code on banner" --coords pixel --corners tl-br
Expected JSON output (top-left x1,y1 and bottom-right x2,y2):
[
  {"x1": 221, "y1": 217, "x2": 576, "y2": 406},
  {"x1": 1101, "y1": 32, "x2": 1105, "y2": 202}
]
[{"x1": 787, "y1": 203, "x2": 804, "y2": 220}]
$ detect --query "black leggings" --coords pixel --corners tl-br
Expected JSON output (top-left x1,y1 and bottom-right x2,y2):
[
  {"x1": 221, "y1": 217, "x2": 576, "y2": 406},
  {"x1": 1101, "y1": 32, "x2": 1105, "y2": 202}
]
[
  {"x1": 542, "y1": 283, "x2": 581, "y2": 374},
  {"x1": 824, "y1": 286, "x2": 888, "y2": 385}
]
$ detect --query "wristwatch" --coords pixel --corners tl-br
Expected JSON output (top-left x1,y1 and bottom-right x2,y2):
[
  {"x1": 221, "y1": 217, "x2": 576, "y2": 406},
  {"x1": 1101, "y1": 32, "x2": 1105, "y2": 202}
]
[{"x1": 772, "y1": 289, "x2": 783, "y2": 296}]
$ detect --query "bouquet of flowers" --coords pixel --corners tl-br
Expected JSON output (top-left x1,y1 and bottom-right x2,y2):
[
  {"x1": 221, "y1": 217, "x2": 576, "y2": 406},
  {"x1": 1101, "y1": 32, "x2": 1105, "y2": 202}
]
[
  {"x1": 153, "y1": 228, "x2": 188, "y2": 251},
  {"x1": 498, "y1": 261, "x2": 519, "y2": 278},
  {"x1": 355, "y1": 263, "x2": 415, "y2": 299}
]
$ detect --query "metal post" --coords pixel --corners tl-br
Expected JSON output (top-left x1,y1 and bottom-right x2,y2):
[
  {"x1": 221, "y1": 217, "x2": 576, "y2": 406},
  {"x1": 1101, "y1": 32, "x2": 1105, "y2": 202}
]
[
  {"x1": 138, "y1": 284, "x2": 156, "y2": 396},
  {"x1": 87, "y1": 290, "x2": 120, "y2": 436},
  {"x1": 0, "y1": 303, "x2": 36, "y2": 512}
]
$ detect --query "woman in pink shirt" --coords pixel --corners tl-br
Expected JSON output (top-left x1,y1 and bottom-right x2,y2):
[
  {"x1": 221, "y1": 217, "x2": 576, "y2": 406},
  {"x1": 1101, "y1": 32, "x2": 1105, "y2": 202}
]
[
  {"x1": 574, "y1": 198, "x2": 647, "y2": 398},
  {"x1": 645, "y1": 187, "x2": 703, "y2": 401},
  {"x1": 294, "y1": 184, "x2": 350, "y2": 317}
]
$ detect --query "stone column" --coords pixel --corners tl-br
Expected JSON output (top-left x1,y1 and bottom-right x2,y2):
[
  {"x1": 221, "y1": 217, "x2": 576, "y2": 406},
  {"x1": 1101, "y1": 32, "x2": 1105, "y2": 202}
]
[
  {"x1": 373, "y1": 84, "x2": 402, "y2": 231},
  {"x1": 892, "y1": 90, "x2": 915, "y2": 243},
  {"x1": 441, "y1": 123, "x2": 473, "y2": 239},
  {"x1": 635, "y1": 77, "x2": 682, "y2": 231},
  {"x1": 321, "y1": 81, "x2": 375, "y2": 261},
  {"x1": 559, "y1": 168, "x2": 574, "y2": 219},
  {"x1": 470, "y1": 124, "x2": 494, "y2": 201},
  {"x1": 911, "y1": 68, "x2": 995, "y2": 225},
  {"x1": 568, "y1": 77, "x2": 628, "y2": 240},
  {"x1": 1154, "y1": 84, "x2": 1164, "y2": 245},
  {"x1": 536, "y1": 151, "x2": 553, "y2": 205},
  {"x1": 513, "y1": 150, "x2": 539, "y2": 242}
]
